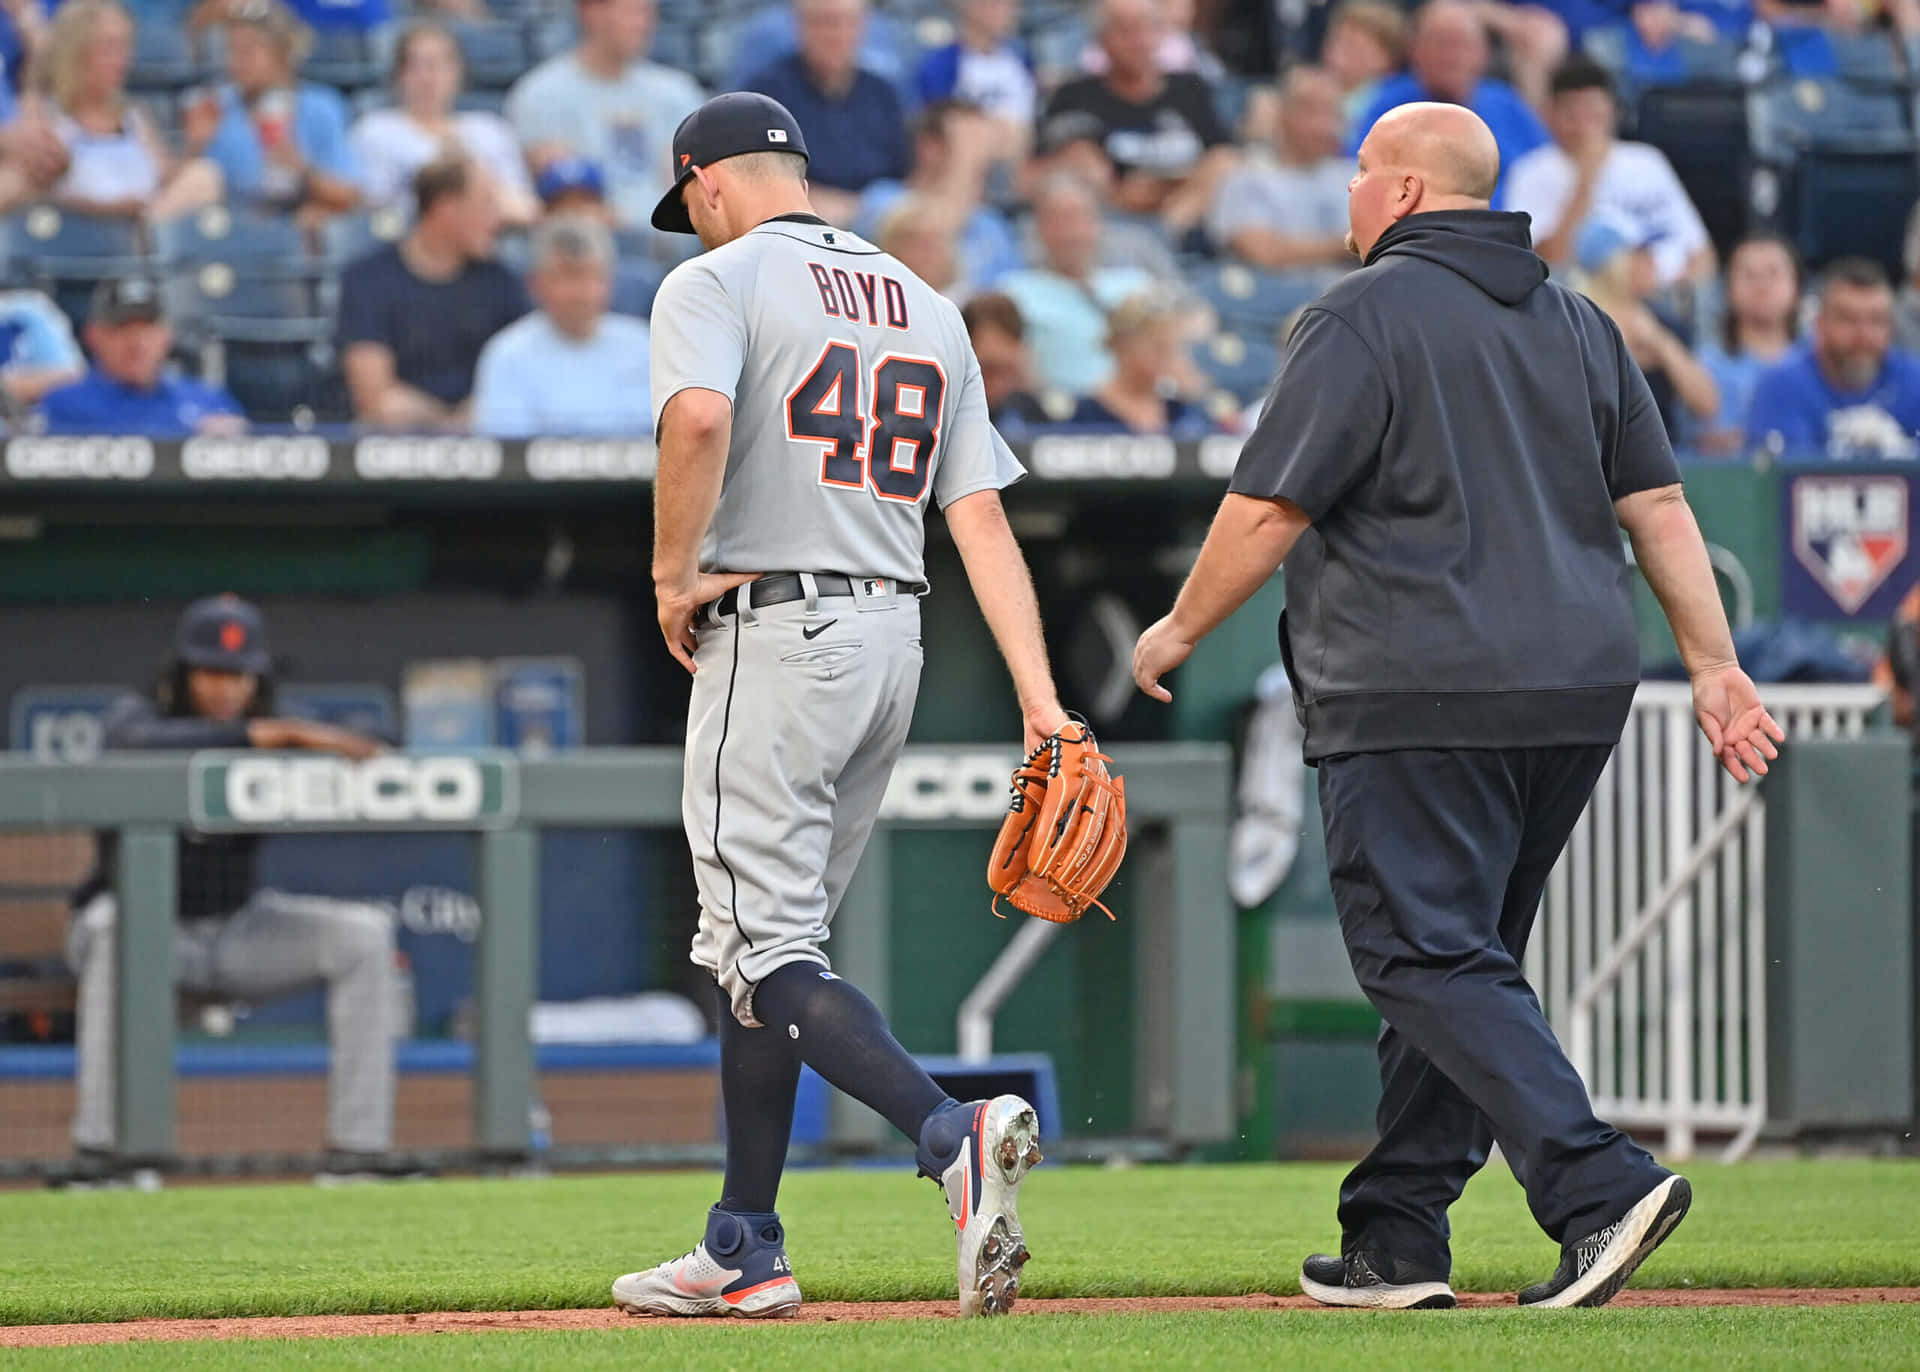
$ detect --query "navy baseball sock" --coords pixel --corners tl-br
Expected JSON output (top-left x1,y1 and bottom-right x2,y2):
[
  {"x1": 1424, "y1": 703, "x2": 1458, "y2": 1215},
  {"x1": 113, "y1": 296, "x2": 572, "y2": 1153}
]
[
  {"x1": 754, "y1": 962, "x2": 954, "y2": 1145},
  {"x1": 715, "y1": 982, "x2": 801, "y2": 1215}
]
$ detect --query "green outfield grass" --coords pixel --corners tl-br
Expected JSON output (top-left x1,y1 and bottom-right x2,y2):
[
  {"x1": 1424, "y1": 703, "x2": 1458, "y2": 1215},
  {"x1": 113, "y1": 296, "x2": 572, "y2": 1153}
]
[
  {"x1": 2, "y1": 1160, "x2": 1916, "y2": 1327},
  {"x1": 11, "y1": 1309, "x2": 1920, "y2": 1371}
]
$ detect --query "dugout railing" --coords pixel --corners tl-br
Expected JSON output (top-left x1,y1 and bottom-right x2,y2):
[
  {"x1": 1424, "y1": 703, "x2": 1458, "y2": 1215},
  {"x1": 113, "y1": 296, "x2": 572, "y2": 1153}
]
[
  {"x1": 0, "y1": 744, "x2": 1232, "y2": 1172},
  {"x1": 1527, "y1": 683, "x2": 1891, "y2": 1163}
]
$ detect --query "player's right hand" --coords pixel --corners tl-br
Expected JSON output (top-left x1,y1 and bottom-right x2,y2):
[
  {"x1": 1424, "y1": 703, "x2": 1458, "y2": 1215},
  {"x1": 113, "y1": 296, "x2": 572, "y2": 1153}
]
[{"x1": 656, "y1": 572, "x2": 761, "y2": 675}]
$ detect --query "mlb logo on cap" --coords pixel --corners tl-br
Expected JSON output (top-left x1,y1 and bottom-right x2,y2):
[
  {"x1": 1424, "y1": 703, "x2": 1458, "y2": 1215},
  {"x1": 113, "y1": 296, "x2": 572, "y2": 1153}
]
[{"x1": 768, "y1": 129, "x2": 788, "y2": 143}]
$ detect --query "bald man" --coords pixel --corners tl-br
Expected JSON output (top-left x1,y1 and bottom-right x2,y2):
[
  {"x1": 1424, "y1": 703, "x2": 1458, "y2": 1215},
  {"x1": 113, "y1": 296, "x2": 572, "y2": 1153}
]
[
  {"x1": 1347, "y1": 0, "x2": 1548, "y2": 205},
  {"x1": 1135, "y1": 103, "x2": 1782, "y2": 1310}
]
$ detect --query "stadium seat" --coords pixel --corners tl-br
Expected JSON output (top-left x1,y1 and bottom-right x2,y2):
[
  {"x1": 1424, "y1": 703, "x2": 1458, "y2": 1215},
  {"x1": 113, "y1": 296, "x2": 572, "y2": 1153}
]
[
  {"x1": 128, "y1": 23, "x2": 202, "y2": 92},
  {"x1": 1191, "y1": 330, "x2": 1278, "y2": 405},
  {"x1": 1632, "y1": 81, "x2": 1752, "y2": 260},
  {"x1": 452, "y1": 22, "x2": 533, "y2": 91},
  {"x1": 154, "y1": 203, "x2": 313, "y2": 266},
  {"x1": 1188, "y1": 261, "x2": 1323, "y2": 337},
  {"x1": 300, "y1": 28, "x2": 385, "y2": 93},
  {"x1": 320, "y1": 208, "x2": 410, "y2": 267},
  {"x1": 1747, "y1": 79, "x2": 1917, "y2": 274},
  {"x1": 1826, "y1": 31, "x2": 1905, "y2": 87},
  {"x1": 221, "y1": 342, "x2": 347, "y2": 424},
  {"x1": 612, "y1": 258, "x2": 665, "y2": 317},
  {"x1": 0, "y1": 207, "x2": 149, "y2": 333}
]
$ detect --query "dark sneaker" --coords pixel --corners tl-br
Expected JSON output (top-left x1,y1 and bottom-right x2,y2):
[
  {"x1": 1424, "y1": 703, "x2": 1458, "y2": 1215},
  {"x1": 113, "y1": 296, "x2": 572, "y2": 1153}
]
[
  {"x1": 1519, "y1": 1174, "x2": 1692, "y2": 1309},
  {"x1": 612, "y1": 1207, "x2": 802, "y2": 1319},
  {"x1": 46, "y1": 1148, "x2": 158, "y2": 1191},
  {"x1": 1300, "y1": 1251, "x2": 1457, "y2": 1309},
  {"x1": 314, "y1": 1150, "x2": 434, "y2": 1185}
]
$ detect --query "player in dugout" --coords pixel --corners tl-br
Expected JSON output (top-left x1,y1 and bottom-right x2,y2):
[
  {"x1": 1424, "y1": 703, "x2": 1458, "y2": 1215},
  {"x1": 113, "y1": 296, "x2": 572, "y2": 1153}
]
[{"x1": 58, "y1": 595, "x2": 409, "y2": 1186}]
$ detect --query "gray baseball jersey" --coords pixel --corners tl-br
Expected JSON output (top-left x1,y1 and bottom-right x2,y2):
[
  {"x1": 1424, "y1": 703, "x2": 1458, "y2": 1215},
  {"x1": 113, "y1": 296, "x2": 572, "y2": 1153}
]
[
  {"x1": 653, "y1": 212, "x2": 1023, "y2": 1026},
  {"x1": 648, "y1": 213, "x2": 1024, "y2": 584}
]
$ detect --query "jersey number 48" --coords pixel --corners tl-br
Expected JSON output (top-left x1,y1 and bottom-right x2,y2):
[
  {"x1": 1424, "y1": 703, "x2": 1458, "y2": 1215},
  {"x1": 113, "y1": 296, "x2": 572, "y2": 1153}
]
[{"x1": 785, "y1": 341, "x2": 946, "y2": 503}]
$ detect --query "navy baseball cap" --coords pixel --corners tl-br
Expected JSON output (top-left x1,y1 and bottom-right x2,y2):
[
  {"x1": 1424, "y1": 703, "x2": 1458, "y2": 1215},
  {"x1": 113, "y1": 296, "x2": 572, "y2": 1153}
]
[
  {"x1": 536, "y1": 157, "x2": 606, "y2": 205},
  {"x1": 650, "y1": 92, "x2": 810, "y2": 234},
  {"x1": 175, "y1": 594, "x2": 272, "y2": 675}
]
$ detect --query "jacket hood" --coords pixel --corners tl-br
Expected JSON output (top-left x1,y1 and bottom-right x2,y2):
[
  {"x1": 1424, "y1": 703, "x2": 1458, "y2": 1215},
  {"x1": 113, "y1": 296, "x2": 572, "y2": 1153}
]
[{"x1": 1364, "y1": 210, "x2": 1546, "y2": 306}]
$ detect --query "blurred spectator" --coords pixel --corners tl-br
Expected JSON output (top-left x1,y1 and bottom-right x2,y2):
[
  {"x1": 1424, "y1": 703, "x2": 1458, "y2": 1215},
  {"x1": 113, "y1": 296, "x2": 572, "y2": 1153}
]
[
  {"x1": 1469, "y1": 0, "x2": 1567, "y2": 110},
  {"x1": 1208, "y1": 66, "x2": 1351, "y2": 278},
  {"x1": 1036, "y1": 0, "x2": 1236, "y2": 238},
  {"x1": 40, "y1": 278, "x2": 246, "y2": 435},
  {"x1": 536, "y1": 156, "x2": 617, "y2": 224},
  {"x1": 0, "y1": 105, "x2": 73, "y2": 214},
  {"x1": 1506, "y1": 56, "x2": 1712, "y2": 287},
  {"x1": 1322, "y1": 0, "x2": 1408, "y2": 128},
  {"x1": 1874, "y1": 580, "x2": 1918, "y2": 729},
  {"x1": 1079, "y1": 0, "x2": 1226, "y2": 79},
  {"x1": 505, "y1": 0, "x2": 703, "y2": 232},
  {"x1": 961, "y1": 289, "x2": 1059, "y2": 428},
  {"x1": 917, "y1": 0, "x2": 1036, "y2": 157},
  {"x1": 745, "y1": 0, "x2": 911, "y2": 225},
  {"x1": 1694, "y1": 232, "x2": 1800, "y2": 455},
  {"x1": 854, "y1": 101, "x2": 1020, "y2": 294},
  {"x1": 1898, "y1": 201, "x2": 1920, "y2": 354},
  {"x1": 1574, "y1": 213, "x2": 1718, "y2": 438},
  {"x1": 1066, "y1": 288, "x2": 1211, "y2": 435},
  {"x1": 351, "y1": 22, "x2": 538, "y2": 227},
  {"x1": 338, "y1": 155, "x2": 527, "y2": 430},
  {"x1": 876, "y1": 192, "x2": 961, "y2": 296},
  {"x1": 1755, "y1": 0, "x2": 1917, "y2": 71},
  {"x1": 472, "y1": 215, "x2": 651, "y2": 437},
  {"x1": 1748, "y1": 257, "x2": 1920, "y2": 459},
  {"x1": 998, "y1": 173, "x2": 1153, "y2": 393},
  {"x1": 0, "y1": 286, "x2": 85, "y2": 412},
  {"x1": 16, "y1": 0, "x2": 223, "y2": 221},
  {"x1": 195, "y1": 0, "x2": 360, "y2": 219},
  {"x1": 1348, "y1": 0, "x2": 1548, "y2": 205},
  {"x1": 65, "y1": 595, "x2": 399, "y2": 1183}
]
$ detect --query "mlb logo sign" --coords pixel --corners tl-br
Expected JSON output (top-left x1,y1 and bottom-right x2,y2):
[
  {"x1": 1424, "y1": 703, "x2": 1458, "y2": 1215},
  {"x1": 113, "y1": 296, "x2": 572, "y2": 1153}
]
[{"x1": 1791, "y1": 475, "x2": 1909, "y2": 615}]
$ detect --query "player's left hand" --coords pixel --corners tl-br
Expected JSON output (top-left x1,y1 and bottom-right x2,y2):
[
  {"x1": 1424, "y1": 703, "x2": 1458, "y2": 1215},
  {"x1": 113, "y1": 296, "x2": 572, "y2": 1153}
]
[
  {"x1": 656, "y1": 571, "x2": 761, "y2": 674},
  {"x1": 1132, "y1": 616, "x2": 1195, "y2": 704}
]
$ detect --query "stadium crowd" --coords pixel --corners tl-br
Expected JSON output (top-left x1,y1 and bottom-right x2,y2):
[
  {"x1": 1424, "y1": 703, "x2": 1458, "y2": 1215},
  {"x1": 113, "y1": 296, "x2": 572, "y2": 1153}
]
[{"x1": 0, "y1": 0, "x2": 1915, "y2": 455}]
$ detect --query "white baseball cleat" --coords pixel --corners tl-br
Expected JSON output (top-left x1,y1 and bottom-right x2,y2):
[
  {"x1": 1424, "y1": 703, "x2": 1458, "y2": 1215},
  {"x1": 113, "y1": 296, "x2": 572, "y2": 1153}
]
[
  {"x1": 938, "y1": 1094, "x2": 1042, "y2": 1317},
  {"x1": 612, "y1": 1208, "x2": 802, "y2": 1319}
]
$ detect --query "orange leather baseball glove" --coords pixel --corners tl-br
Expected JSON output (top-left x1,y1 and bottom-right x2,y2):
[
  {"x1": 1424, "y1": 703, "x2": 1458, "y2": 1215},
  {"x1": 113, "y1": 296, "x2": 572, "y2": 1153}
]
[{"x1": 986, "y1": 718, "x2": 1127, "y2": 923}]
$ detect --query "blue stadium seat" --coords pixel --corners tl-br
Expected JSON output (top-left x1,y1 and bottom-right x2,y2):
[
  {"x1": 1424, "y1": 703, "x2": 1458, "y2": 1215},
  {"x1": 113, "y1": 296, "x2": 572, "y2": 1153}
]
[
  {"x1": 222, "y1": 343, "x2": 346, "y2": 424},
  {"x1": 1187, "y1": 261, "x2": 1323, "y2": 336},
  {"x1": 1191, "y1": 330, "x2": 1278, "y2": 405},
  {"x1": 1632, "y1": 81, "x2": 1751, "y2": 260},
  {"x1": 1747, "y1": 79, "x2": 1916, "y2": 274},
  {"x1": 452, "y1": 21, "x2": 533, "y2": 91},
  {"x1": 0, "y1": 207, "x2": 149, "y2": 333},
  {"x1": 612, "y1": 258, "x2": 665, "y2": 317},
  {"x1": 320, "y1": 207, "x2": 410, "y2": 266},
  {"x1": 166, "y1": 266, "x2": 324, "y2": 326},
  {"x1": 300, "y1": 28, "x2": 384, "y2": 92},
  {"x1": 1827, "y1": 32, "x2": 1904, "y2": 87},
  {"x1": 128, "y1": 23, "x2": 202, "y2": 91},
  {"x1": 154, "y1": 204, "x2": 313, "y2": 266}
]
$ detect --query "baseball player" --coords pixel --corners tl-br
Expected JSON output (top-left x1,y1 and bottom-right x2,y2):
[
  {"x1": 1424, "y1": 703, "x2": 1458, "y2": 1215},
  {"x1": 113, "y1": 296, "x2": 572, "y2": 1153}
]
[{"x1": 610, "y1": 92, "x2": 1068, "y2": 1320}]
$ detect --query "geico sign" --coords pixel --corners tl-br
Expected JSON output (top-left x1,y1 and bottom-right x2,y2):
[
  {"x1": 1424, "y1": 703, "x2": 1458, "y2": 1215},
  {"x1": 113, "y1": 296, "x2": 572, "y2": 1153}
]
[
  {"x1": 1028, "y1": 436, "x2": 1177, "y2": 480},
  {"x1": 525, "y1": 439, "x2": 657, "y2": 481},
  {"x1": 354, "y1": 437, "x2": 503, "y2": 480},
  {"x1": 182, "y1": 436, "x2": 330, "y2": 480},
  {"x1": 5, "y1": 437, "x2": 154, "y2": 480},
  {"x1": 880, "y1": 752, "x2": 1018, "y2": 821},
  {"x1": 221, "y1": 756, "x2": 489, "y2": 825}
]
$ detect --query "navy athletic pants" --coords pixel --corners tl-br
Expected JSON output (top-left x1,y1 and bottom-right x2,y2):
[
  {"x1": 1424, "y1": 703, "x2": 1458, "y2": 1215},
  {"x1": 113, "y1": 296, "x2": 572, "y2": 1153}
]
[{"x1": 1318, "y1": 745, "x2": 1668, "y2": 1271}]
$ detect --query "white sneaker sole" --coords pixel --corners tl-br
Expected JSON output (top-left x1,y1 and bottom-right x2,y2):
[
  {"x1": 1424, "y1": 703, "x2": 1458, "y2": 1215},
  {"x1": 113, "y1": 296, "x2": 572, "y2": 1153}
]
[
  {"x1": 1526, "y1": 1175, "x2": 1693, "y2": 1310},
  {"x1": 611, "y1": 1273, "x2": 802, "y2": 1319},
  {"x1": 1299, "y1": 1272, "x2": 1457, "y2": 1310},
  {"x1": 953, "y1": 1094, "x2": 1042, "y2": 1317}
]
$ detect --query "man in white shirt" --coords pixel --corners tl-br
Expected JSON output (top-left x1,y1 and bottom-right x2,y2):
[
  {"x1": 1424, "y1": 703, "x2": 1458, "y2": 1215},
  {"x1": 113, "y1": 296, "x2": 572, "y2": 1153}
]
[
  {"x1": 505, "y1": 0, "x2": 705, "y2": 232},
  {"x1": 1207, "y1": 65, "x2": 1354, "y2": 279},
  {"x1": 1505, "y1": 54, "x2": 1713, "y2": 288},
  {"x1": 472, "y1": 216, "x2": 653, "y2": 437}
]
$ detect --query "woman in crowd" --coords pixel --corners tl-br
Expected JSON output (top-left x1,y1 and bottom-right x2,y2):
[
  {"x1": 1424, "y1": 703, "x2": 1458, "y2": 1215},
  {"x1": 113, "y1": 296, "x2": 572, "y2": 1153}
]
[
  {"x1": 1067, "y1": 289, "x2": 1212, "y2": 437},
  {"x1": 1321, "y1": 0, "x2": 1406, "y2": 129},
  {"x1": 1574, "y1": 212, "x2": 1719, "y2": 441},
  {"x1": 1693, "y1": 232, "x2": 1802, "y2": 456},
  {"x1": 193, "y1": 0, "x2": 359, "y2": 219},
  {"x1": 19, "y1": 0, "x2": 221, "y2": 220},
  {"x1": 350, "y1": 22, "x2": 536, "y2": 227}
]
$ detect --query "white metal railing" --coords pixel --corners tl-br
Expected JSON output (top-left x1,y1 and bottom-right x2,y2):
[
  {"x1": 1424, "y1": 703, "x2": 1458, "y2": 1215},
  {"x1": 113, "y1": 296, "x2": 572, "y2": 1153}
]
[{"x1": 1527, "y1": 682, "x2": 1889, "y2": 1162}]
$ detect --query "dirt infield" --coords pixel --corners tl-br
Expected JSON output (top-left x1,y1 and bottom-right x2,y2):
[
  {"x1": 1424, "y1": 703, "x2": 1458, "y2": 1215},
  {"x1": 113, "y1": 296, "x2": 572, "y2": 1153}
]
[{"x1": 6, "y1": 1289, "x2": 1919, "y2": 1348}]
